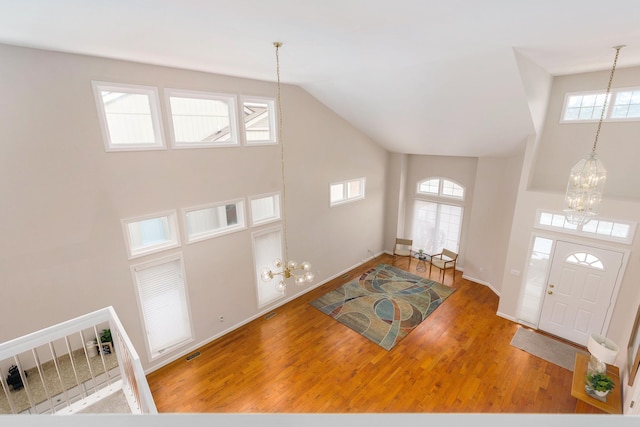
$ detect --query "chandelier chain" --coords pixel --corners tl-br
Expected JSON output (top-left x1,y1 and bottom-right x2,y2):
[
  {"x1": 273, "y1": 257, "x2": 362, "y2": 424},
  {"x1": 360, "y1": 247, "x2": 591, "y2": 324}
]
[
  {"x1": 592, "y1": 45, "x2": 623, "y2": 154},
  {"x1": 274, "y1": 41, "x2": 289, "y2": 262}
]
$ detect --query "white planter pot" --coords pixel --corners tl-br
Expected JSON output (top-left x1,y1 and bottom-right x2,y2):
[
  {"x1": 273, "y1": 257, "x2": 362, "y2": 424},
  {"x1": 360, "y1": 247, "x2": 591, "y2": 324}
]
[{"x1": 595, "y1": 389, "x2": 609, "y2": 398}]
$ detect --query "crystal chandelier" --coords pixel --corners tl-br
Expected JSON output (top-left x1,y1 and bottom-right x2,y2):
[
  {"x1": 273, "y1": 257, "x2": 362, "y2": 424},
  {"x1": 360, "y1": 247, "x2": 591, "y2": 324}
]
[
  {"x1": 564, "y1": 45, "x2": 624, "y2": 225},
  {"x1": 260, "y1": 42, "x2": 314, "y2": 292}
]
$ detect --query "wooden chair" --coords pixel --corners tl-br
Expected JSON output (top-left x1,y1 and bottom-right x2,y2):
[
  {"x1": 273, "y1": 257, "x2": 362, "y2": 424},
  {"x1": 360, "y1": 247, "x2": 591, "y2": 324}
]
[
  {"x1": 429, "y1": 248, "x2": 458, "y2": 283},
  {"x1": 393, "y1": 238, "x2": 413, "y2": 267}
]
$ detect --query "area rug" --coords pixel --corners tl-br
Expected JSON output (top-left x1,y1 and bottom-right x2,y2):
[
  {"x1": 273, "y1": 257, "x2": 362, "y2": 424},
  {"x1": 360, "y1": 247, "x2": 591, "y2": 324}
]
[
  {"x1": 310, "y1": 264, "x2": 456, "y2": 350},
  {"x1": 510, "y1": 327, "x2": 588, "y2": 371}
]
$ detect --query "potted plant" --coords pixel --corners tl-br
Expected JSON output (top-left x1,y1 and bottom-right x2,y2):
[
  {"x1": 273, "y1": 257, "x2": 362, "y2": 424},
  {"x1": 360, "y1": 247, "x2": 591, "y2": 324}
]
[
  {"x1": 100, "y1": 328, "x2": 112, "y2": 344},
  {"x1": 586, "y1": 372, "x2": 615, "y2": 397},
  {"x1": 98, "y1": 328, "x2": 113, "y2": 354},
  {"x1": 417, "y1": 249, "x2": 425, "y2": 259}
]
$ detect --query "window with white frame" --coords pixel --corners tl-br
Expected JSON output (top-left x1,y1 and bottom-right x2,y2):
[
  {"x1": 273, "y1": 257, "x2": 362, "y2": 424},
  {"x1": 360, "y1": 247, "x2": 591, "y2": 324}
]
[
  {"x1": 412, "y1": 177, "x2": 465, "y2": 254},
  {"x1": 534, "y1": 210, "x2": 635, "y2": 244},
  {"x1": 132, "y1": 254, "x2": 193, "y2": 359},
  {"x1": 92, "y1": 81, "x2": 165, "y2": 151},
  {"x1": 561, "y1": 86, "x2": 640, "y2": 122},
  {"x1": 166, "y1": 89, "x2": 239, "y2": 148},
  {"x1": 249, "y1": 193, "x2": 281, "y2": 226},
  {"x1": 252, "y1": 226, "x2": 285, "y2": 307},
  {"x1": 411, "y1": 200, "x2": 463, "y2": 254},
  {"x1": 518, "y1": 236, "x2": 554, "y2": 326},
  {"x1": 183, "y1": 199, "x2": 246, "y2": 243},
  {"x1": 566, "y1": 252, "x2": 604, "y2": 270},
  {"x1": 122, "y1": 211, "x2": 180, "y2": 259},
  {"x1": 330, "y1": 177, "x2": 366, "y2": 206},
  {"x1": 417, "y1": 177, "x2": 464, "y2": 200},
  {"x1": 242, "y1": 97, "x2": 277, "y2": 145}
]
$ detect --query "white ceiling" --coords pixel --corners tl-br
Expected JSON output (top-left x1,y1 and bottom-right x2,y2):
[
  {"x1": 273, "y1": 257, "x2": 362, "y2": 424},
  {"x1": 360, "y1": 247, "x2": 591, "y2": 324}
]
[{"x1": 2, "y1": 0, "x2": 640, "y2": 157}]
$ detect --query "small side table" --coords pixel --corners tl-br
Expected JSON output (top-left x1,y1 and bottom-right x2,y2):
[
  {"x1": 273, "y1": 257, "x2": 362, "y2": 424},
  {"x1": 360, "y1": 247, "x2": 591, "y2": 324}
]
[
  {"x1": 415, "y1": 254, "x2": 428, "y2": 272},
  {"x1": 571, "y1": 352, "x2": 622, "y2": 414}
]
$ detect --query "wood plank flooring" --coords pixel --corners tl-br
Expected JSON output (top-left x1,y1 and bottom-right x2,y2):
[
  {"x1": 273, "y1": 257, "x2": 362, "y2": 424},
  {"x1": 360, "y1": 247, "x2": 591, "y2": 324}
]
[{"x1": 146, "y1": 254, "x2": 578, "y2": 413}]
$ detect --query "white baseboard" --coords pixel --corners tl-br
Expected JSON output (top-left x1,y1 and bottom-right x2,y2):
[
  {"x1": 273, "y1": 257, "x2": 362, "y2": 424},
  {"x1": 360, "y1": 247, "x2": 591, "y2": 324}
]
[
  {"x1": 462, "y1": 274, "x2": 500, "y2": 297},
  {"x1": 496, "y1": 311, "x2": 518, "y2": 323}
]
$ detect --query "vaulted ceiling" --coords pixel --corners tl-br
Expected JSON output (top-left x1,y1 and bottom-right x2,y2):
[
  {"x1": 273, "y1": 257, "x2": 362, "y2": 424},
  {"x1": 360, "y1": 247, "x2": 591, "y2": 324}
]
[{"x1": 2, "y1": 0, "x2": 639, "y2": 157}]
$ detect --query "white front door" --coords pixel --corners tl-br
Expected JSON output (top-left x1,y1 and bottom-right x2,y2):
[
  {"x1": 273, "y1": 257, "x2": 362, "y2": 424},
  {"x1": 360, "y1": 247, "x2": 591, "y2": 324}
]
[{"x1": 538, "y1": 241, "x2": 623, "y2": 346}]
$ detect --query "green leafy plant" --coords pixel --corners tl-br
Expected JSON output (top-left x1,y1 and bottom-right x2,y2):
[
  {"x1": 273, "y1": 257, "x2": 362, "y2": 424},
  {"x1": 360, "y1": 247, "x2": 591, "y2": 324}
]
[
  {"x1": 586, "y1": 372, "x2": 615, "y2": 392},
  {"x1": 100, "y1": 328, "x2": 112, "y2": 343}
]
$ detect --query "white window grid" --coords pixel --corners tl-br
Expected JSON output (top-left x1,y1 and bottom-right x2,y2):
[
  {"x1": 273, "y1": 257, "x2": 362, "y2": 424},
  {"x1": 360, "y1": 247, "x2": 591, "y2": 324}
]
[
  {"x1": 417, "y1": 177, "x2": 465, "y2": 200},
  {"x1": 534, "y1": 209, "x2": 636, "y2": 244},
  {"x1": 330, "y1": 177, "x2": 366, "y2": 207},
  {"x1": 411, "y1": 199, "x2": 463, "y2": 254},
  {"x1": 561, "y1": 86, "x2": 640, "y2": 123},
  {"x1": 566, "y1": 252, "x2": 604, "y2": 270}
]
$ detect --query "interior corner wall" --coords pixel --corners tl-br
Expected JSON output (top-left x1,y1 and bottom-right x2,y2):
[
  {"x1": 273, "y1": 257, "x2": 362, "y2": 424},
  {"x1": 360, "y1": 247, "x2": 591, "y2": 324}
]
[
  {"x1": 463, "y1": 151, "x2": 524, "y2": 293},
  {"x1": 0, "y1": 43, "x2": 388, "y2": 372},
  {"x1": 383, "y1": 153, "x2": 408, "y2": 252}
]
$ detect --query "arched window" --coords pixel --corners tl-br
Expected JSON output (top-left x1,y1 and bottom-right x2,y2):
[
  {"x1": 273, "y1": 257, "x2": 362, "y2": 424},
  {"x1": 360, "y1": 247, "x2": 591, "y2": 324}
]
[
  {"x1": 566, "y1": 252, "x2": 604, "y2": 270},
  {"x1": 412, "y1": 177, "x2": 465, "y2": 254},
  {"x1": 417, "y1": 177, "x2": 464, "y2": 200}
]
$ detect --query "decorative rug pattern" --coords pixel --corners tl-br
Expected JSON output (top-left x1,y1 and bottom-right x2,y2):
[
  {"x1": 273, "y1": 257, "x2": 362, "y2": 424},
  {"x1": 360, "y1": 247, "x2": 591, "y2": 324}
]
[
  {"x1": 310, "y1": 264, "x2": 456, "y2": 350},
  {"x1": 510, "y1": 327, "x2": 588, "y2": 371}
]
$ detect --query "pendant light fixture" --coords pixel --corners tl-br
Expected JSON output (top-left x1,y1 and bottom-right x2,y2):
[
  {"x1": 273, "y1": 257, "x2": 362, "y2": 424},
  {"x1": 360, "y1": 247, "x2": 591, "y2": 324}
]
[
  {"x1": 260, "y1": 42, "x2": 314, "y2": 292},
  {"x1": 564, "y1": 45, "x2": 624, "y2": 225}
]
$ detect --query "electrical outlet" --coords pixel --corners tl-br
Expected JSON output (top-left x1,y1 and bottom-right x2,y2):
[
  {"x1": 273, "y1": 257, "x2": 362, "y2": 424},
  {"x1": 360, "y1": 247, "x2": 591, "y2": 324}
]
[{"x1": 219, "y1": 315, "x2": 224, "y2": 322}]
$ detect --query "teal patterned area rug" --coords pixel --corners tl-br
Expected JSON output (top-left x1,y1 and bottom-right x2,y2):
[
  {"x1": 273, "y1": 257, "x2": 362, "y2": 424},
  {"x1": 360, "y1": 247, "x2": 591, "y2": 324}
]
[{"x1": 310, "y1": 264, "x2": 456, "y2": 350}]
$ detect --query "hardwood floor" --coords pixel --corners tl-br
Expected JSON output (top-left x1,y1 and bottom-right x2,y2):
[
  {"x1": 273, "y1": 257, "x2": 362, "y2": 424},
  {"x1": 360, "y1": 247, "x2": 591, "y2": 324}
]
[{"x1": 146, "y1": 254, "x2": 578, "y2": 413}]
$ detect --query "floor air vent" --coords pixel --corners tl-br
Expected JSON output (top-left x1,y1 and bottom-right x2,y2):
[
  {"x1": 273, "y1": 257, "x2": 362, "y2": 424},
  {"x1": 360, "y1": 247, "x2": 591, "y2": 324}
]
[
  {"x1": 265, "y1": 312, "x2": 277, "y2": 320},
  {"x1": 186, "y1": 351, "x2": 201, "y2": 361}
]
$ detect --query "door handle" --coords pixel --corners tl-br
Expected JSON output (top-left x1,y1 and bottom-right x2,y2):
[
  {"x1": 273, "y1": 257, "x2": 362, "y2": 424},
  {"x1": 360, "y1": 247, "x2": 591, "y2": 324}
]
[
  {"x1": 548, "y1": 290, "x2": 553, "y2": 295},
  {"x1": 549, "y1": 284, "x2": 555, "y2": 288}
]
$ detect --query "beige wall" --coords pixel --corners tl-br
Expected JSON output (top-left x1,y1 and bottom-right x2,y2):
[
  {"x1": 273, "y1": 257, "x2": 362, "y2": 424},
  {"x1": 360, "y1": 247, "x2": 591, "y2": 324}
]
[
  {"x1": 0, "y1": 43, "x2": 388, "y2": 372},
  {"x1": 383, "y1": 153, "x2": 408, "y2": 251},
  {"x1": 463, "y1": 153, "x2": 524, "y2": 293}
]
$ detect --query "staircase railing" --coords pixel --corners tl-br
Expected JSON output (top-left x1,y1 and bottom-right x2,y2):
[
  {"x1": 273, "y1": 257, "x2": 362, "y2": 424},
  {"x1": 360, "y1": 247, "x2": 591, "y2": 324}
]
[{"x1": 0, "y1": 307, "x2": 156, "y2": 414}]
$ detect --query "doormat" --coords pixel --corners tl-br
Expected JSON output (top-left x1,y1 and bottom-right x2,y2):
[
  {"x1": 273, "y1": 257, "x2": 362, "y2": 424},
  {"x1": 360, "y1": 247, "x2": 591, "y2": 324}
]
[
  {"x1": 510, "y1": 327, "x2": 587, "y2": 371},
  {"x1": 309, "y1": 263, "x2": 455, "y2": 350}
]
